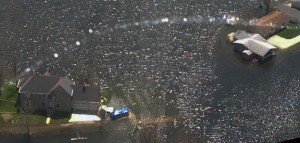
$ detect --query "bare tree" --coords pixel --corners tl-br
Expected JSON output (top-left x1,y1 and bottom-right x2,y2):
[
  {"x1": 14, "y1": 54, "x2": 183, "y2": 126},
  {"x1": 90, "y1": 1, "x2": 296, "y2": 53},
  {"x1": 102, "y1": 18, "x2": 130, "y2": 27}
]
[
  {"x1": 259, "y1": 0, "x2": 271, "y2": 14},
  {"x1": 264, "y1": 0, "x2": 271, "y2": 14}
]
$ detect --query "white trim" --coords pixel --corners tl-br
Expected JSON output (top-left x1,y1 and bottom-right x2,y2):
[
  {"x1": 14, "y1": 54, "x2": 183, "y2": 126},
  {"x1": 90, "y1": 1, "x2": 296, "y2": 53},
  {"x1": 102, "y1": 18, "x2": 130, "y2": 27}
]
[{"x1": 17, "y1": 79, "x2": 20, "y2": 88}]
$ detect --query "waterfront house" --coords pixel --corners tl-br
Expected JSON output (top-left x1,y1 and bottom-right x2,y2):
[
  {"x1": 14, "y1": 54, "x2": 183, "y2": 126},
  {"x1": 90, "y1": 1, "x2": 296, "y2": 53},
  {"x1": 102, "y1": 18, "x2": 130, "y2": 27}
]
[
  {"x1": 291, "y1": 0, "x2": 300, "y2": 10},
  {"x1": 278, "y1": 4, "x2": 300, "y2": 23},
  {"x1": 249, "y1": 2, "x2": 300, "y2": 38},
  {"x1": 248, "y1": 10, "x2": 292, "y2": 38},
  {"x1": 17, "y1": 75, "x2": 75, "y2": 114},
  {"x1": 233, "y1": 34, "x2": 276, "y2": 63},
  {"x1": 71, "y1": 85, "x2": 100, "y2": 114}
]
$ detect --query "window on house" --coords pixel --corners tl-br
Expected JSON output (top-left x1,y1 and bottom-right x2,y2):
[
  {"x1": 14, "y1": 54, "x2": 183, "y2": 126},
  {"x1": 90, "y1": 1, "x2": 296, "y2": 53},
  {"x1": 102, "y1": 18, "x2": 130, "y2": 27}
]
[
  {"x1": 42, "y1": 102, "x2": 45, "y2": 108},
  {"x1": 56, "y1": 103, "x2": 60, "y2": 109}
]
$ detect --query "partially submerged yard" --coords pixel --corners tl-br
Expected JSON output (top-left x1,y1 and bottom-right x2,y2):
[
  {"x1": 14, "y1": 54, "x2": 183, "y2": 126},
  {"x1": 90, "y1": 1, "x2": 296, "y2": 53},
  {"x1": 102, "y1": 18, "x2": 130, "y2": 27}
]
[
  {"x1": 0, "y1": 82, "x2": 70, "y2": 125},
  {"x1": 0, "y1": 83, "x2": 108, "y2": 127},
  {"x1": 277, "y1": 24, "x2": 300, "y2": 39},
  {"x1": 267, "y1": 24, "x2": 300, "y2": 49}
]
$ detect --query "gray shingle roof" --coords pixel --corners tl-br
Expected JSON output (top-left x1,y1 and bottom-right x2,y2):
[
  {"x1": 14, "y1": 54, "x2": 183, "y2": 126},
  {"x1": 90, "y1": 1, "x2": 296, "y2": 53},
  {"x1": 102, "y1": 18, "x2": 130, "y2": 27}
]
[
  {"x1": 56, "y1": 77, "x2": 74, "y2": 96},
  {"x1": 234, "y1": 30, "x2": 252, "y2": 40},
  {"x1": 292, "y1": 0, "x2": 300, "y2": 10},
  {"x1": 19, "y1": 76, "x2": 74, "y2": 95},
  {"x1": 19, "y1": 76, "x2": 59, "y2": 94},
  {"x1": 233, "y1": 34, "x2": 276, "y2": 57},
  {"x1": 17, "y1": 76, "x2": 32, "y2": 88},
  {"x1": 279, "y1": 4, "x2": 300, "y2": 23},
  {"x1": 72, "y1": 85, "x2": 100, "y2": 102}
]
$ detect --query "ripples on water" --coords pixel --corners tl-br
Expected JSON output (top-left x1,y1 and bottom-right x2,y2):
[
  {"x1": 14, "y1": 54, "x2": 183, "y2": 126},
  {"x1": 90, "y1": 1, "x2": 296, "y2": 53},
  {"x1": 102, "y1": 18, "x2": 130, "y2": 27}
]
[{"x1": 1, "y1": 0, "x2": 299, "y2": 142}]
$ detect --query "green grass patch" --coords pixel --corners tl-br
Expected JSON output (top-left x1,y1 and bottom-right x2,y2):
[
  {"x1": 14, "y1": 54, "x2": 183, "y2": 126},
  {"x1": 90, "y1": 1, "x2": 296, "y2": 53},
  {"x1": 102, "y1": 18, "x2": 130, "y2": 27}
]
[
  {"x1": 277, "y1": 24, "x2": 300, "y2": 39},
  {"x1": 0, "y1": 113, "x2": 47, "y2": 125},
  {"x1": 28, "y1": 114, "x2": 48, "y2": 125},
  {"x1": 12, "y1": 114, "x2": 46, "y2": 125},
  {"x1": 0, "y1": 111, "x2": 70, "y2": 125},
  {"x1": 0, "y1": 100, "x2": 16, "y2": 112},
  {"x1": 0, "y1": 84, "x2": 18, "y2": 102}
]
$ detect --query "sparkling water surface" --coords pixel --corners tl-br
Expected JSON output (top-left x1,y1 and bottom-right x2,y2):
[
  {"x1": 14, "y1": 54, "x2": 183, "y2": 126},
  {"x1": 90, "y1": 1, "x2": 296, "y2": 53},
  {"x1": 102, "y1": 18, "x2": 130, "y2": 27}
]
[{"x1": 1, "y1": 0, "x2": 299, "y2": 142}]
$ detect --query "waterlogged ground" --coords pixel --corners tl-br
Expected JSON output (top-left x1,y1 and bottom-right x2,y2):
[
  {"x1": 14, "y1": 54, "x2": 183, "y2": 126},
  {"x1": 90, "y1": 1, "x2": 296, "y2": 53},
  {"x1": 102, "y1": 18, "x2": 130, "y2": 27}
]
[{"x1": 1, "y1": 0, "x2": 299, "y2": 142}]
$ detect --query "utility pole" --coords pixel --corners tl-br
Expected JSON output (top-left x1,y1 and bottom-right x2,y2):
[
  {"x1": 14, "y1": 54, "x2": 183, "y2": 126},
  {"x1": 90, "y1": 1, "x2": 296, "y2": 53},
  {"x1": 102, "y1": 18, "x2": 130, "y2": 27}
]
[
  {"x1": 26, "y1": 109, "x2": 31, "y2": 143},
  {"x1": 26, "y1": 113, "x2": 29, "y2": 142}
]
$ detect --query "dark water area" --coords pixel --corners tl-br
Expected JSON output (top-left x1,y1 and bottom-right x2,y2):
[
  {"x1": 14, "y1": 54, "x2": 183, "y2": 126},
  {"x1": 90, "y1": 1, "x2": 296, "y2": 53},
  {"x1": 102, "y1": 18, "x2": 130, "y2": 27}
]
[
  {"x1": 0, "y1": 134, "x2": 29, "y2": 143},
  {"x1": 1, "y1": 0, "x2": 300, "y2": 142}
]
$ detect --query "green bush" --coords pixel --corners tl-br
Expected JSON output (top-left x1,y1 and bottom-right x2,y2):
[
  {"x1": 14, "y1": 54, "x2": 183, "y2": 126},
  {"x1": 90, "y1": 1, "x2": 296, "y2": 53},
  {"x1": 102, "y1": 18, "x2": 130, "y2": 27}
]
[
  {"x1": 100, "y1": 89, "x2": 112, "y2": 105},
  {"x1": 0, "y1": 84, "x2": 18, "y2": 101}
]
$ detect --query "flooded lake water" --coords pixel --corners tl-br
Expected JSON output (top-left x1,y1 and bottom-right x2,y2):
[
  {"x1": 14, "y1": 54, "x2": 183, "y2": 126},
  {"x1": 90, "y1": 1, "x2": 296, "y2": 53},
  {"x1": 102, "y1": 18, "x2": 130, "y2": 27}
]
[{"x1": 1, "y1": 0, "x2": 300, "y2": 142}]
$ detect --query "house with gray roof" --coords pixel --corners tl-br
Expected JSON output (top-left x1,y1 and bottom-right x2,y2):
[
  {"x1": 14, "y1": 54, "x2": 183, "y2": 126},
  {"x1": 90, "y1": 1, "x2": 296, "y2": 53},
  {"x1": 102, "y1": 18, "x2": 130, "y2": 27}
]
[
  {"x1": 278, "y1": 4, "x2": 300, "y2": 23},
  {"x1": 233, "y1": 34, "x2": 276, "y2": 63},
  {"x1": 17, "y1": 75, "x2": 75, "y2": 114},
  {"x1": 71, "y1": 85, "x2": 100, "y2": 114},
  {"x1": 291, "y1": 0, "x2": 300, "y2": 10},
  {"x1": 248, "y1": 2, "x2": 300, "y2": 38}
]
